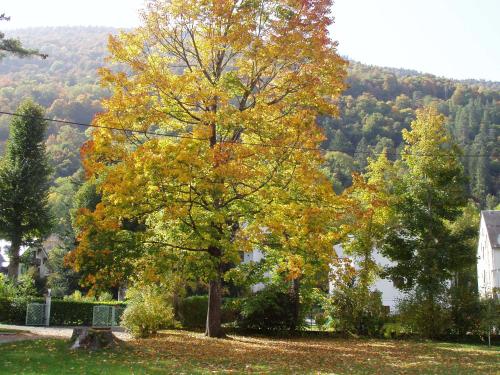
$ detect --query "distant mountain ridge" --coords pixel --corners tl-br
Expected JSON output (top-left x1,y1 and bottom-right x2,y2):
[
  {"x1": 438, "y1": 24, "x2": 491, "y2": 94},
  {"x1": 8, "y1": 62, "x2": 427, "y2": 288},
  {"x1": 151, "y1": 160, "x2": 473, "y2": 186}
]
[{"x1": 0, "y1": 26, "x2": 498, "y2": 207}]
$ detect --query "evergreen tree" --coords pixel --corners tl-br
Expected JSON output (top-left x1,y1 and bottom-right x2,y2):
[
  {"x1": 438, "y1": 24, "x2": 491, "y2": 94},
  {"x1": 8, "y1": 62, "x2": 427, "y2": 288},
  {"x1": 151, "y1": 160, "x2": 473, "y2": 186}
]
[
  {"x1": 0, "y1": 101, "x2": 52, "y2": 280},
  {"x1": 470, "y1": 123, "x2": 490, "y2": 207},
  {"x1": 354, "y1": 137, "x2": 369, "y2": 170},
  {"x1": 0, "y1": 14, "x2": 47, "y2": 59}
]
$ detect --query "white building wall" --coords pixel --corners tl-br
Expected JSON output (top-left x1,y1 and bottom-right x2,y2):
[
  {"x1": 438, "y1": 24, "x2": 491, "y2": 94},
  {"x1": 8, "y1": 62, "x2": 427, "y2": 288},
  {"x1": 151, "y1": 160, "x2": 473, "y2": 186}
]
[
  {"x1": 477, "y1": 216, "x2": 497, "y2": 297},
  {"x1": 0, "y1": 239, "x2": 48, "y2": 278},
  {"x1": 244, "y1": 244, "x2": 403, "y2": 311},
  {"x1": 243, "y1": 248, "x2": 270, "y2": 293},
  {"x1": 330, "y1": 244, "x2": 403, "y2": 312}
]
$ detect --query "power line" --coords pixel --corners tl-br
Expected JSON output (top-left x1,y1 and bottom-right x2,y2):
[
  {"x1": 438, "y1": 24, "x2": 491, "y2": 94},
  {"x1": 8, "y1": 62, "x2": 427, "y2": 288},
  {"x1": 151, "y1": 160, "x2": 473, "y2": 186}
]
[
  {"x1": 0, "y1": 110, "x2": 200, "y2": 140},
  {"x1": 0, "y1": 110, "x2": 495, "y2": 159}
]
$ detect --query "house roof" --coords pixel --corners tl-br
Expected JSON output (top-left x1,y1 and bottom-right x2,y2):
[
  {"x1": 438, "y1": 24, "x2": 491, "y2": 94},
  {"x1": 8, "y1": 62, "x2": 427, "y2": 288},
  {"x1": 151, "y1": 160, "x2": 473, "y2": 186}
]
[{"x1": 482, "y1": 210, "x2": 500, "y2": 249}]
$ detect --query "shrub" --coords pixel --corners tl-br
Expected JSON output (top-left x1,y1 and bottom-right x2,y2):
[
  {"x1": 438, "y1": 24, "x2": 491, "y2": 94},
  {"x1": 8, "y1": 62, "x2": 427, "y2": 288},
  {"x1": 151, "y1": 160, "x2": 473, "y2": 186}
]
[
  {"x1": 237, "y1": 287, "x2": 300, "y2": 331},
  {"x1": 50, "y1": 300, "x2": 125, "y2": 326},
  {"x1": 98, "y1": 292, "x2": 114, "y2": 302},
  {"x1": 397, "y1": 292, "x2": 452, "y2": 338},
  {"x1": 63, "y1": 290, "x2": 95, "y2": 302},
  {"x1": 324, "y1": 286, "x2": 386, "y2": 336},
  {"x1": 0, "y1": 298, "x2": 27, "y2": 324},
  {"x1": 177, "y1": 295, "x2": 208, "y2": 329},
  {"x1": 121, "y1": 284, "x2": 176, "y2": 338},
  {"x1": 0, "y1": 274, "x2": 16, "y2": 299},
  {"x1": 0, "y1": 273, "x2": 40, "y2": 325},
  {"x1": 478, "y1": 295, "x2": 500, "y2": 342}
]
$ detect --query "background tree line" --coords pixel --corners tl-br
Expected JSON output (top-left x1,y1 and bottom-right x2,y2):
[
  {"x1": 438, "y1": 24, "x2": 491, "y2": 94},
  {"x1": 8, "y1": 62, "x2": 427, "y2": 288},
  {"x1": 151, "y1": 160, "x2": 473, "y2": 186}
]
[{"x1": 0, "y1": 27, "x2": 497, "y2": 209}]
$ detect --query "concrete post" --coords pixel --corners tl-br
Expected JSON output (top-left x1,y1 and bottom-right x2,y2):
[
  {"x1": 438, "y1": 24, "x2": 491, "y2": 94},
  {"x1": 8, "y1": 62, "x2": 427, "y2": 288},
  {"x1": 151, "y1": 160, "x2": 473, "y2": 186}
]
[{"x1": 45, "y1": 289, "x2": 51, "y2": 327}]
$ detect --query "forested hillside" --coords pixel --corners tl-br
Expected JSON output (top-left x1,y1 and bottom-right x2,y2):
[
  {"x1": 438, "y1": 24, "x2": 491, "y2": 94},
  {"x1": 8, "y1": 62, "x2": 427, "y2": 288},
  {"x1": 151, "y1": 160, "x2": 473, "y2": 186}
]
[{"x1": 0, "y1": 27, "x2": 498, "y2": 207}]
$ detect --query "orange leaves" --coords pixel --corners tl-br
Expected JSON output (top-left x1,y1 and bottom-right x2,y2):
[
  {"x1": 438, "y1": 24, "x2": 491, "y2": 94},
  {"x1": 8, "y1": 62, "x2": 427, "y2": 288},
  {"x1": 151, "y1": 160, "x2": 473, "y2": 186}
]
[{"x1": 74, "y1": 0, "x2": 348, "y2": 293}]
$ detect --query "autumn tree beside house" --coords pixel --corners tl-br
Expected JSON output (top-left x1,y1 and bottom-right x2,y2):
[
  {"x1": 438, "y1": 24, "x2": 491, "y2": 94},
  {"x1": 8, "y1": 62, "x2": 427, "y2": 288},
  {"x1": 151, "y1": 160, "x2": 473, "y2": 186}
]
[
  {"x1": 382, "y1": 107, "x2": 469, "y2": 338},
  {"x1": 0, "y1": 101, "x2": 52, "y2": 280},
  {"x1": 68, "y1": 0, "x2": 347, "y2": 337}
]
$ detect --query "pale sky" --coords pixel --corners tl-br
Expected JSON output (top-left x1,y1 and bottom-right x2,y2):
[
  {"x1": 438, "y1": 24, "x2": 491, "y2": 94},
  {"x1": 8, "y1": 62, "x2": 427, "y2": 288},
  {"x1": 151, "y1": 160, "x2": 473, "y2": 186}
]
[{"x1": 1, "y1": 0, "x2": 499, "y2": 81}]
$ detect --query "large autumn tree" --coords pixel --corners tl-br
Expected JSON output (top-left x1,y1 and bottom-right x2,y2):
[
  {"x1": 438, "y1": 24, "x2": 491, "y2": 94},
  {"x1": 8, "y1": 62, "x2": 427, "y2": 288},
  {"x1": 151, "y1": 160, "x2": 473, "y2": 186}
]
[{"x1": 70, "y1": 0, "x2": 346, "y2": 337}]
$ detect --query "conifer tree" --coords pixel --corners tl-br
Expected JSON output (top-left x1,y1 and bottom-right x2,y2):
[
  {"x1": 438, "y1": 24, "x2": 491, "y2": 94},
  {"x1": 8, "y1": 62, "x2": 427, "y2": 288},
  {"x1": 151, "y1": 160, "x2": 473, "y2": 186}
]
[
  {"x1": 0, "y1": 101, "x2": 52, "y2": 280},
  {"x1": 0, "y1": 13, "x2": 47, "y2": 59}
]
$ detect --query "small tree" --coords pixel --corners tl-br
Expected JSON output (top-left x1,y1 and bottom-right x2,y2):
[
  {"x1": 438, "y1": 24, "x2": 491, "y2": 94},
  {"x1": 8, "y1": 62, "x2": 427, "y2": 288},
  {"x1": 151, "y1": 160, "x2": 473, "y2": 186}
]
[
  {"x1": 325, "y1": 259, "x2": 386, "y2": 336},
  {"x1": 0, "y1": 101, "x2": 52, "y2": 281},
  {"x1": 479, "y1": 292, "x2": 500, "y2": 347}
]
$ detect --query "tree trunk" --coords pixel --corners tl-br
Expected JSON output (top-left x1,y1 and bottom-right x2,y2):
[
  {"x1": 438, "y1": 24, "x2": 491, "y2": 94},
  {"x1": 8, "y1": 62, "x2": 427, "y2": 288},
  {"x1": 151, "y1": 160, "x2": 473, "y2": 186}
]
[
  {"x1": 205, "y1": 273, "x2": 224, "y2": 338},
  {"x1": 7, "y1": 238, "x2": 21, "y2": 281}
]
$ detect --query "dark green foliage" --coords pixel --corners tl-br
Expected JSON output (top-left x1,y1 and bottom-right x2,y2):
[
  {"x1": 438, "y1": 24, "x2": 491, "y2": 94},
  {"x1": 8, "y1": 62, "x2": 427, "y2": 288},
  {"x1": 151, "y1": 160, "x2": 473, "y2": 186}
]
[
  {"x1": 325, "y1": 285, "x2": 387, "y2": 336},
  {"x1": 381, "y1": 108, "x2": 473, "y2": 338},
  {"x1": 0, "y1": 298, "x2": 125, "y2": 326},
  {"x1": 50, "y1": 300, "x2": 125, "y2": 326},
  {"x1": 448, "y1": 203, "x2": 482, "y2": 336},
  {"x1": 237, "y1": 287, "x2": 302, "y2": 331},
  {"x1": 397, "y1": 292, "x2": 452, "y2": 338},
  {"x1": 0, "y1": 298, "x2": 28, "y2": 324},
  {"x1": 0, "y1": 101, "x2": 52, "y2": 279},
  {"x1": 176, "y1": 295, "x2": 239, "y2": 329},
  {"x1": 177, "y1": 295, "x2": 209, "y2": 329}
]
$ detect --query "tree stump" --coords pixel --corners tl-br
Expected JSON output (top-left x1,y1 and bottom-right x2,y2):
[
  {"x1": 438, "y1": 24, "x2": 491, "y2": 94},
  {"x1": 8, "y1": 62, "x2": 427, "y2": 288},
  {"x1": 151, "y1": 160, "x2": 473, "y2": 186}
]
[{"x1": 70, "y1": 328, "x2": 121, "y2": 350}]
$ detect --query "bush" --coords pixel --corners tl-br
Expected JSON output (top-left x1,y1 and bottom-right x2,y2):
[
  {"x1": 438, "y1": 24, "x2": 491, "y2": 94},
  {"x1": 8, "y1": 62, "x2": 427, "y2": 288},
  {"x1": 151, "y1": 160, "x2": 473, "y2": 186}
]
[
  {"x1": 237, "y1": 287, "x2": 301, "y2": 331},
  {"x1": 98, "y1": 292, "x2": 114, "y2": 302},
  {"x1": 121, "y1": 284, "x2": 176, "y2": 338},
  {"x1": 177, "y1": 295, "x2": 208, "y2": 329},
  {"x1": 397, "y1": 292, "x2": 452, "y2": 338},
  {"x1": 177, "y1": 296, "x2": 241, "y2": 329},
  {"x1": 50, "y1": 300, "x2": 124, "y2": 326},
  {"x1": 0, "y1": 274, "x2": 16, "y2": 299},
  {"x1": 324, "y1": 286, "x2": 387, "y2": 336},
  {"x1": 0, "y1": 298, "x2": 27, "y2": 324},
  {"x1": 63, "y1": 290, "x2": 95, "y2": 302},
  {"x1": 0, "y1": 273, "x2": 40, "y2": 325}
]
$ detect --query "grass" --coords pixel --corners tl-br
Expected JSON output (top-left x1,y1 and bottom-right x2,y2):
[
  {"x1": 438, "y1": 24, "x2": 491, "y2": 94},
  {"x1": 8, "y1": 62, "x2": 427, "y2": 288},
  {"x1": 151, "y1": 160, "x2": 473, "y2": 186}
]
[{"x1": 0, "y1": 330, "x2": 498, "y2": 374}]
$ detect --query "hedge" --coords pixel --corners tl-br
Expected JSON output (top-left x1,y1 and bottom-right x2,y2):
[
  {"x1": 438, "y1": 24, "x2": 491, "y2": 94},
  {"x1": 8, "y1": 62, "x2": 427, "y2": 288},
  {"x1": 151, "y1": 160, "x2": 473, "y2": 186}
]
[
  {"x1": 177, "y1": 296, "x2": 241, "y2": 329},
  {"x1": 0, "y1": 298, "x2": 27, "y2": 325},
  {"x1": 0, "y1": 298, "x2": 126, "y2": 326},
  {"x1": 1, "y1": 295, "x2": 243, "y2": 328}
]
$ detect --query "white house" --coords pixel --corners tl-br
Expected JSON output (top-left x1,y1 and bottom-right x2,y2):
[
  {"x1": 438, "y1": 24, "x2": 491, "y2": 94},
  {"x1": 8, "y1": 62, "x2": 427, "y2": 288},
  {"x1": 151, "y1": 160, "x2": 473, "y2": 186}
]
[
  {"x1": 329, "y1": 244, "x2": 403, "y2": 312},
  {"x1": 0, "y1": 235, "x2": 60, "y2": 278},
  {"x1": 477, "y1": 210, "x2": 500, "y2": 297},
  {"x1": 243, "y1": 244, "x2": 403, "y2": 312}
]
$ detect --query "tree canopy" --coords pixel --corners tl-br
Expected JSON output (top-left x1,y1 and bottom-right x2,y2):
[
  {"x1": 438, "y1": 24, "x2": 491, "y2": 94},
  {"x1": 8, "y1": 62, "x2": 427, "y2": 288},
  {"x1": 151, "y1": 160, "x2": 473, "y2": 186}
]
[
  {"x1": 68, "y1": 0, "x2": 347, "y2": 337},
  {"x1": 0, "y1": 101, "x2": 52, "y2": 280}
]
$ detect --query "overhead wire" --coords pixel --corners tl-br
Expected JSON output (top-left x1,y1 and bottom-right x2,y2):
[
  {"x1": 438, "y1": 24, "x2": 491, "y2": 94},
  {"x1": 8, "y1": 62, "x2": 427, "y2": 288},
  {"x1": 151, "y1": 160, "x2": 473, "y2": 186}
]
[{"x1": 0, "y1": 110, "x2": 495, "y2": 158}]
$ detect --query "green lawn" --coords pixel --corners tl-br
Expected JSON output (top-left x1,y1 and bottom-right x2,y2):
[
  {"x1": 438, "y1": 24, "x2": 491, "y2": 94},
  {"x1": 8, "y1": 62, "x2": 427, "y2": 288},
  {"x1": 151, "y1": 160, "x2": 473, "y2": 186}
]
[{"x1": 0, "y1": 331, "x2": 498, "y2": 374}]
